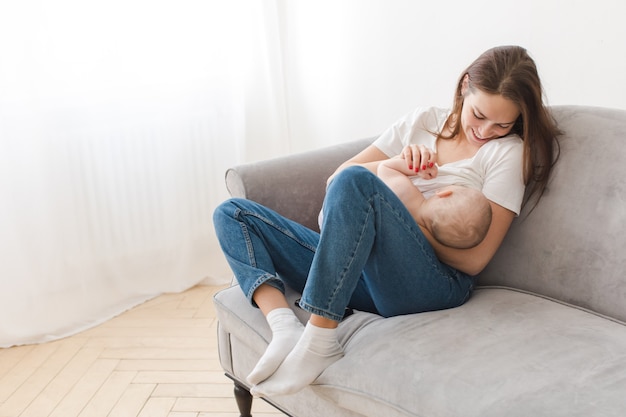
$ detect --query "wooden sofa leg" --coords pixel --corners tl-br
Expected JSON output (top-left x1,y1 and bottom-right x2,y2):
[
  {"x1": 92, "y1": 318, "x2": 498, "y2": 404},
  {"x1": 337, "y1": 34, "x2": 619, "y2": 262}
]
[{"x1": 233, "y1": 382, "x2": 253, "y2": 417}]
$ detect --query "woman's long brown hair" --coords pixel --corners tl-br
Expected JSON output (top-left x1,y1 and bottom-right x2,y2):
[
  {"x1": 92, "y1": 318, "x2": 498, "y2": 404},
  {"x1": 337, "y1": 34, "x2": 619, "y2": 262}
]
[{"x1": 440, "y1": 45, "x2": 562, "y2": 212}]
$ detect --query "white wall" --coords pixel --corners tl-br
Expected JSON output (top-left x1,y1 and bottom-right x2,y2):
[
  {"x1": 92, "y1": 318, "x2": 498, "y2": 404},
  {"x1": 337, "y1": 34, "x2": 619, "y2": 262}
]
[{"x1": 280, "y1": 0, "x2": 626, "y2": 152}]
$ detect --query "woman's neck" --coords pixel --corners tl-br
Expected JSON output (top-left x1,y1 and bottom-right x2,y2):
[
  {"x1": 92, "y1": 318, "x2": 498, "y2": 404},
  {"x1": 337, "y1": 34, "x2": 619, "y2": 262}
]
[{"x1": 435, "y1": 134, "x2": 477, "y2": 166}]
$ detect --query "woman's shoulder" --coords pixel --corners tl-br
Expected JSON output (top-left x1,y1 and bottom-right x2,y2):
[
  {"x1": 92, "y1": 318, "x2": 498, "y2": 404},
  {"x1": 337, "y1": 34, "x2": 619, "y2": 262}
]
[
  {"x1": 476, "y1": 135, "x2": 525, "y2": 183},
  {"x1": 402, "y1": 106, "x2": 450, "y2": 129},
  {"x1": 412, "y1": 106, "x2": 451, "y2": 117},
  {"x1": 374, "y1": 106, "x2": 451, "y2": 154},
  {"x1": 479, "y1": 134, "x2": 523, "y2": 158}
]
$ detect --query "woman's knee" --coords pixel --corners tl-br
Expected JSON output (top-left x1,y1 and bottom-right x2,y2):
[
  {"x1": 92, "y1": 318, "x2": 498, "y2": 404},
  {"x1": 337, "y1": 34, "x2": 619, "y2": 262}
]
[
  {"x1": 212, "y1": 198, "x2": 252, "y2": 232},
  {"x1": 333, "y1": 165, "x2": 371, "y2": 181},
  {"x1": 212, "y1": 198, "x2": 235, "y2": 223},
  {"x1": 329, "y1": 166, "x2": 377, "y2": 194},
  {"x1": 213, "y1": 198, "x2": 255, "y2": 218}
]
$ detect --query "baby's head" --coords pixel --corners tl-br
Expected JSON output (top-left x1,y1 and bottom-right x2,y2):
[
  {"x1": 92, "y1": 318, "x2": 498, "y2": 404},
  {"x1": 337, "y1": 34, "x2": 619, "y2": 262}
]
[{"x1": 421, "y1": 185, "x2": 492, "y2": 249}]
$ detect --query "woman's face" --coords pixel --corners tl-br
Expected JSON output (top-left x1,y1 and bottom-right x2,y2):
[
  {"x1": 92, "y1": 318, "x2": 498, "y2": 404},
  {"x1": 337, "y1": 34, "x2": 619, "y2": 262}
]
[{"x1": 460, "y1": 86, "x2": 520, "y2": 148}]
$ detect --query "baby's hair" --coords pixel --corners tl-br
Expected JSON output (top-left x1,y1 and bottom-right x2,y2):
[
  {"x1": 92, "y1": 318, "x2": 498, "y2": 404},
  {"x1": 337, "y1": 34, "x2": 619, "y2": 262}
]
[{"x1": 430, "y1": 187, "x2": 492, "y2": 249}]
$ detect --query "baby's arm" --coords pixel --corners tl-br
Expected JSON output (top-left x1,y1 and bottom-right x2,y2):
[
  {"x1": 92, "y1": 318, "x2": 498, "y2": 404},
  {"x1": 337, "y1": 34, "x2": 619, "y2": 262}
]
[{"x1": 377, "y1": 157, "x2": 426, "y2": 214}]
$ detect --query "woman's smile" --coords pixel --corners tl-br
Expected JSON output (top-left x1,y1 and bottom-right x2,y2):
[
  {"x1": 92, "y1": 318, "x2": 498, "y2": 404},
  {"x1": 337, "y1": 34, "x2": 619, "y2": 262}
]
[
  {"x1": 470, "y1": 128, "x2": 493, "y2": 143},
  {"x1": 461, "y1": 88, "x2": 520, "y2": 148}
]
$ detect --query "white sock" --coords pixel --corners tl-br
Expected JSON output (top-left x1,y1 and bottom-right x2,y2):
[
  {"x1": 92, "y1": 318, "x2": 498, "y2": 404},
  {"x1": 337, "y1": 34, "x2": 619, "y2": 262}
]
[
  {"x1": 250, "y1": 321, "x2": 344, "y2": 397},
  {"x1": 247, "y1": 308, "x2": 304, "y2": 386}
]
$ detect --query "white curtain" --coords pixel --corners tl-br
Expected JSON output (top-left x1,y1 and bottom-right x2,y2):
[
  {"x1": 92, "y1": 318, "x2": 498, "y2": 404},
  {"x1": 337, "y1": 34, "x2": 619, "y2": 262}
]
[{"x1": 0, "y1": 0, "x2": 289, "y2": 347}]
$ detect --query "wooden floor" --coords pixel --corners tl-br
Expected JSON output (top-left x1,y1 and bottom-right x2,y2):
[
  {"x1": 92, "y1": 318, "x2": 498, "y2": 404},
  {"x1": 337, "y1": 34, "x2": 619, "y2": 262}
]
[{"x1": 0, "y1": 285, "x2": 285, "y2": 417}]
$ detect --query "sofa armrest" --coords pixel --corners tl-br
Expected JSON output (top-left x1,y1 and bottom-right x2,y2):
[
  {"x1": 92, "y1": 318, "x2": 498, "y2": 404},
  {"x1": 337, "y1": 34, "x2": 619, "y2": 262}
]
[{"x1": 225, "y1": 138, "x2": 374, "y2": 232}]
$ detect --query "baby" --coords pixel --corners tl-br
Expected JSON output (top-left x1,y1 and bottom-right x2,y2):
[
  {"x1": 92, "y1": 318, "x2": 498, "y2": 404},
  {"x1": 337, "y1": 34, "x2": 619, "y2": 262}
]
[{"x1": 378, "y1": 157, "x2": 492, "y2": 249}]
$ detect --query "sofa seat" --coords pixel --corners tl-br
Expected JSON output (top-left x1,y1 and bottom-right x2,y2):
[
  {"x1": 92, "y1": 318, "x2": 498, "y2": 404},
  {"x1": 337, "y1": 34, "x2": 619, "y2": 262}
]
[{"x1": 214, "y1": 284, "x2": 626, "y2": 417}]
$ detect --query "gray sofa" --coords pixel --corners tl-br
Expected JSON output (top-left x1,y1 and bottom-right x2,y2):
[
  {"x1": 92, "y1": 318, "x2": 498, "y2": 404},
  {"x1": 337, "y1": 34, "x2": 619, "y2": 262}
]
[{"x1": 213, "y1": 105, "x2": 626, "y2": 417}]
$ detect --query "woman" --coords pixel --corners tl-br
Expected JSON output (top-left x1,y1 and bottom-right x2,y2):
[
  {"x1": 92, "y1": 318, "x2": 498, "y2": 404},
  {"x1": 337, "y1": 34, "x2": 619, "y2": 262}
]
[{"x1": 212, "y1": 45, "x2": 561, "y2": 397}]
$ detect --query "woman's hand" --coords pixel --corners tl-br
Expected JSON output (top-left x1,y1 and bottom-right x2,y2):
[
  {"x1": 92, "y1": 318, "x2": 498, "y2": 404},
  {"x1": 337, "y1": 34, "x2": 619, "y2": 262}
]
[{"x1": 402, "y1": 145, "x2": 438, "y2": 179}]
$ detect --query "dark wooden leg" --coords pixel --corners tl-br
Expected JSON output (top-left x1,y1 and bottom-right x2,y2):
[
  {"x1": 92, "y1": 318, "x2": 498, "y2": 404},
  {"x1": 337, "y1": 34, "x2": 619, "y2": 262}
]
[{"x1": 233, "y1": 382, "x2": 253, "y2": 417}]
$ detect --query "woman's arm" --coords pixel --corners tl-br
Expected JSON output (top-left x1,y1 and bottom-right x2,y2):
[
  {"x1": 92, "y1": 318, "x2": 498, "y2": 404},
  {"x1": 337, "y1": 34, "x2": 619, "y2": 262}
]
[
  {"x1": 422, "y1": 201, "x2": 516, "y2": 276},
  {"x1": 327, "y1": 144, "x2": 390, "y2": 185},
  {"x1": 328, "y1": 143, "x2": 437, "y2": 183}
]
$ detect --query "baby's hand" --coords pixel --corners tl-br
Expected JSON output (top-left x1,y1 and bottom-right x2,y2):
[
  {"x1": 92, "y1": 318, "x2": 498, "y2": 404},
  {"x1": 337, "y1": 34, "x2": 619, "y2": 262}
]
[
  {"x1": 378, "y1": 155, "x2": 414, "y2": 176},
  {"x1": 416, "y1": 163, "x2": 438, "y2": 180}
]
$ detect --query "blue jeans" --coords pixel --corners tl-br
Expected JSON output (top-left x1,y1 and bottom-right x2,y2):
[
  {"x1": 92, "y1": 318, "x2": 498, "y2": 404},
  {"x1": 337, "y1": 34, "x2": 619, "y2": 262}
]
[{"x1": 212, "y1": 166, "x2": 474, "y2": 321}]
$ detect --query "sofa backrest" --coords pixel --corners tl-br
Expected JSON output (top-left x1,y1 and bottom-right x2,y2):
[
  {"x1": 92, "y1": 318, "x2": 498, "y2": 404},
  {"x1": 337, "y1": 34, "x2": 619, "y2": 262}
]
[
  {"x1": 479, "y1": 105, "x2": 626, "y2": 323},
  {"x1": 225, "y1": 138, "x2": 373, "y2": 232}
]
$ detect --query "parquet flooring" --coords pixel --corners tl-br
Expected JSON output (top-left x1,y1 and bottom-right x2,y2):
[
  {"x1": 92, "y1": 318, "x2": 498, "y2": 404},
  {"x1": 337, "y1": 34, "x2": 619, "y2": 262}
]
[{"x1": 0, "y1": 285, "x2": 284, "y2": 417}]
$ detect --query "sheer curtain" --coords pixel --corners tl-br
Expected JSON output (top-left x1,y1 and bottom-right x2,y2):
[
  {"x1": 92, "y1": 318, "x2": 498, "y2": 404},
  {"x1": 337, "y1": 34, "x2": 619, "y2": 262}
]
[{"x1": 0, "y1": 0, "x2": 289, "y2": 347}]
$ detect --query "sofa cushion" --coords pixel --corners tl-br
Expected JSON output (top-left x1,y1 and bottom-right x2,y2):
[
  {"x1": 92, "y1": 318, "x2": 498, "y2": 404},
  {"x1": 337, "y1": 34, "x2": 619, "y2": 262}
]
[{"x1": 214, "y1": 284, "x2": 626, "y2": 417}]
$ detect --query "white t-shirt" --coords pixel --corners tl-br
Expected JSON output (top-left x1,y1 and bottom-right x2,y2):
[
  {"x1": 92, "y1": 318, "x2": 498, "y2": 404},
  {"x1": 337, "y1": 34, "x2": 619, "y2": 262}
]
[{"x1": 374, "y1": 106, "x2": 526, "y2": 215}]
